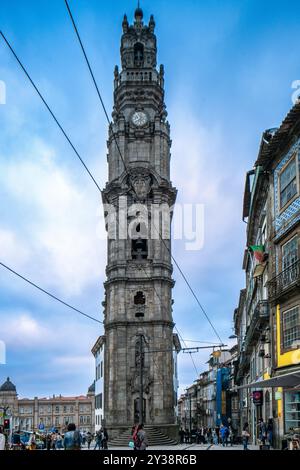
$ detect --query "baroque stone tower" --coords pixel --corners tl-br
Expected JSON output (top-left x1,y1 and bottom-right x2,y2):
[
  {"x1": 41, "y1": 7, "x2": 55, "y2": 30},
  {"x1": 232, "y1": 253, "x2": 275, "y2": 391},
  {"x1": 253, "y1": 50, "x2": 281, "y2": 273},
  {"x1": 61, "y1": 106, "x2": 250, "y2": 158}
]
[{"x1": 102, "y1": 7, "x2": 177, "y2": 437}]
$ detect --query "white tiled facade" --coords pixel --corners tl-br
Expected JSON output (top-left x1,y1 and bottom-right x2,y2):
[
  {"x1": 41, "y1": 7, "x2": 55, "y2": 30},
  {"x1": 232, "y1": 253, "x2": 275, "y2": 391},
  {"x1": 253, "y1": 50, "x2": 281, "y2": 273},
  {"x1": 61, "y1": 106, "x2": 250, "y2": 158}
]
[{"x1": 92, "y1": 336, "x2": 105, "y2": 431}]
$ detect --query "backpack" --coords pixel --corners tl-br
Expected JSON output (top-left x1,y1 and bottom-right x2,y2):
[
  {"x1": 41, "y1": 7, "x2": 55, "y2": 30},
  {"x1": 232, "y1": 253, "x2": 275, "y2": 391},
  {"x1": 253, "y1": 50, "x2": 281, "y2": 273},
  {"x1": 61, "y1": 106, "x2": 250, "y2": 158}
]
[{"x1": 133, "y1": 429, "x2": 141, "y2": 448}]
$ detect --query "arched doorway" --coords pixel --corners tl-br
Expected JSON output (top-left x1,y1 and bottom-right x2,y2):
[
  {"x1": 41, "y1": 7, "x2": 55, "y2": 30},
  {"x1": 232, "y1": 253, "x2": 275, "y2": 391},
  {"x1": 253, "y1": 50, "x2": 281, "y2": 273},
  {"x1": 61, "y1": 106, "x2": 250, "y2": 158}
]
[{"x1": 134, "y1": 398, "x2": 146, "y2": 424}]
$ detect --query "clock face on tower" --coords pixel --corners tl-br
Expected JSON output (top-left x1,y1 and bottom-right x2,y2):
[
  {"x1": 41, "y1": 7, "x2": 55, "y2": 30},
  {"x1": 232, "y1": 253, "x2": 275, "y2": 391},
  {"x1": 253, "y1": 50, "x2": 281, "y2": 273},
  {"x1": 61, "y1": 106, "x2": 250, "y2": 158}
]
[{"x1": 131, "y1": 111, "x2": 148, "y2": 127}]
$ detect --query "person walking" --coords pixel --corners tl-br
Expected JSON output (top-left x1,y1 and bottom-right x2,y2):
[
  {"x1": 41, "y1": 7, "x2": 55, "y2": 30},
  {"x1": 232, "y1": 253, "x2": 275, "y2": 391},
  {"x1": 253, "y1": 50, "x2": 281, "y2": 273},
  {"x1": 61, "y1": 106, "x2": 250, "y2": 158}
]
[
  {"x1": 242, "y1": 422, "x2": 250, "y2": 450},
  {"x1": 266, "y1": 418, "x2": 273, "y2": 448},
  {"x1": 134, "y1": 424, "x2": 148, "y2": 451},
  {"x1": 94, "y1": 430, "x2": 102, "y2": 450},
  {"x1": 220, "y1": 424, "x2": 229, "y2": 447},
  {"x1": 63, "y1": 423, "x2": 81, "y2": 450},
  {"x1": 28, "y1": 432, "x2": 37, "y2": 450},
  {"x1": 0, "y1": 427, "x2": 5, "y2": 451},
  {"x1": 258, "y1": 418, "x2": 267, "y2": 445},
  {"x1": 87, "y1": 432, "x2": 93, "y2": 450},
  {"x1": 101, "y1": 427, "x2": 109, "y2": 449},
  {"x1": 228, "y1": 425, "x2": 234, "y2": 446},
  {"x1": 55, "y1": 433, "x2": 63, "y2": 450}
]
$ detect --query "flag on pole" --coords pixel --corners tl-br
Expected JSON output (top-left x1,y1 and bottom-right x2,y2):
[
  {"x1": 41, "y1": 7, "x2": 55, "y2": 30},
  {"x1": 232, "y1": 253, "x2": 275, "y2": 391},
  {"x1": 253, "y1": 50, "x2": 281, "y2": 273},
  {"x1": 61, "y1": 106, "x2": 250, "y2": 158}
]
[{"x1": 249, "y1": 245, "x2": 265, "y2": 263}]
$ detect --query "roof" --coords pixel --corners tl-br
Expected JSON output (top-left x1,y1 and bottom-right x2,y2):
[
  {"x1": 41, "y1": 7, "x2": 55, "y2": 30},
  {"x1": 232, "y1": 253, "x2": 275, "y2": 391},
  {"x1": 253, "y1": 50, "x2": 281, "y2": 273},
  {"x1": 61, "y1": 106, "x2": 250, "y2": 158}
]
[
  {"x1": 88, "y1": 381, "x2": 95, "y2": 394},
  {"x1": 255, "y1": 101, "x2": 300, "y2": 169},
  {"x1": 0, "y1": 377, "x2": 16, "y2": 392},
  {"x1": 172, "y1": 333, "x2": 181, "y2": 352},
  {"x1": 18, "y1": 395, "x2": 90, "y2": 402},
  {"x1": 91, "y1": 335, "x2": 106, "y2": 356}
]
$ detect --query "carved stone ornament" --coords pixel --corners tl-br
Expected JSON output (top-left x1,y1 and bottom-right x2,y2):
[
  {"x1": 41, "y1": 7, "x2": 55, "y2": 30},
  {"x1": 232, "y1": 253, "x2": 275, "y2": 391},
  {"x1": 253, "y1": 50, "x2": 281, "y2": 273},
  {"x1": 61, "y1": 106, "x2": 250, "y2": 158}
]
[{"x1": 129, "y1": 169, "x2": 152, "y2": 200}]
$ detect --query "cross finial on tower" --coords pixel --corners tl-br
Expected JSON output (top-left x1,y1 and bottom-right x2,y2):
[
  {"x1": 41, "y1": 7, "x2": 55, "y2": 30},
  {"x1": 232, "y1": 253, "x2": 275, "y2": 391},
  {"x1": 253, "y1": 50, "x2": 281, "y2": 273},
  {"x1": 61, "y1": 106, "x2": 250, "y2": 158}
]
[{"x1": 135, "y1": 0, "x2": 143, "y2": 21}]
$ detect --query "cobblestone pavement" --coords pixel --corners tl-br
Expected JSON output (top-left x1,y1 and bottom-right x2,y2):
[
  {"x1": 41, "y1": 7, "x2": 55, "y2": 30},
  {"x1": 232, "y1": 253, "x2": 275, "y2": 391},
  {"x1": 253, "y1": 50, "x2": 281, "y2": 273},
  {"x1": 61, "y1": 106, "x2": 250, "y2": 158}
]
[{"x1": 88, "y1": 443, "x2": 260, "y2": 451}]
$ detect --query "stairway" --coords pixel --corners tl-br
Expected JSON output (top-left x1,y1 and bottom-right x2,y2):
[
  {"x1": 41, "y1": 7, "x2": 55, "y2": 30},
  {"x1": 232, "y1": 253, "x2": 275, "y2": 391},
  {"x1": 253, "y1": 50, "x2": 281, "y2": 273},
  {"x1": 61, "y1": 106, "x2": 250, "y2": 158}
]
[{"x1": 109, "y1": 425, "x2": 178, "y2": 447}]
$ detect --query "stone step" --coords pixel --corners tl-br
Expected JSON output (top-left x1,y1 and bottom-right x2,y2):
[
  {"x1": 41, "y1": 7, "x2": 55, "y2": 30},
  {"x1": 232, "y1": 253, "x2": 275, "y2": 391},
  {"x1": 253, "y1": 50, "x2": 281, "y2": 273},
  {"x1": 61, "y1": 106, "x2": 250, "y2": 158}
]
[{"x1": 109, "y1": 426, "x2": 178, "y2": 447}]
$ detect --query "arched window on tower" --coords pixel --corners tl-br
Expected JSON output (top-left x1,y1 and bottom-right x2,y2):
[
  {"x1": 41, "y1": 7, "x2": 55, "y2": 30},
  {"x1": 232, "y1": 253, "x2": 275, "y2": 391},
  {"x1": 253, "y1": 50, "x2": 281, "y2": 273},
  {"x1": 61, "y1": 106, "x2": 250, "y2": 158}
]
[
  {"x1": 134, "y1": 43, "x2": 144, "y2": 67},
  {"x1": 134, "y1": 291, "x2": 146, "y2": 318},
  {"x1": 134, "y1": 291, "x2": 146, "y2": 305},
  {"x1": 132, "y1": 238, "x2": 148, "y2": 260}
]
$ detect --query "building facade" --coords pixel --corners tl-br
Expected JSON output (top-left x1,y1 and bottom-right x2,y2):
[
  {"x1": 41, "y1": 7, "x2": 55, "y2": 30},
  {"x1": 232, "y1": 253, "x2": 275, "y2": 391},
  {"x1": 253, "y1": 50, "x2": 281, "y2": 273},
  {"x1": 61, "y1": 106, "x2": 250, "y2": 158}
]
[
  {"x1": 102, "y1": 7, "x2": 178, "y2": 439},
  {"x1": 0, "y1": 377, "x2": 95, "y2": 434},
  {"x1": 92, "y1": 335, "x2": 105, "y2": 431},
  {"x1": 178, "y1": 349, "x2": 236, "y2": 431},
  {"x1": 234, "y1": 101, "x2": 300, "y2": 447}
]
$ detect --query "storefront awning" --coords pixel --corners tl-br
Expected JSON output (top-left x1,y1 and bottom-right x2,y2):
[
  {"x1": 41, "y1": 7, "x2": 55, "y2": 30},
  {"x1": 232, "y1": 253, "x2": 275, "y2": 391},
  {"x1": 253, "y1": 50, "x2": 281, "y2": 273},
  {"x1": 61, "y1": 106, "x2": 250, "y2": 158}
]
[{"x1": 234, "y1": 369, "x2": 300, "y2": 390}]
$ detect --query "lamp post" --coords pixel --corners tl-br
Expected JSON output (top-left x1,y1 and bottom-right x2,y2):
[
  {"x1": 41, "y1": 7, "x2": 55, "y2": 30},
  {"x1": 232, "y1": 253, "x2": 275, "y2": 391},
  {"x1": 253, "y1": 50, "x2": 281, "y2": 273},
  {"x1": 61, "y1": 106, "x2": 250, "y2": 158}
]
[{"x1": 185, "y1": 390, "x2": 192, "y2": 434}]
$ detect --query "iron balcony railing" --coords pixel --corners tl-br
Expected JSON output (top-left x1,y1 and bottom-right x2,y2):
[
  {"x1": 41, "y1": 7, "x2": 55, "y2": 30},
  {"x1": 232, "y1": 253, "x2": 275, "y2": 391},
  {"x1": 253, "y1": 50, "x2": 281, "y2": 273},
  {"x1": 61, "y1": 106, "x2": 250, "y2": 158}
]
[
  {"x1": 243, "y1": 300, "x2": 270, "y2": 352},
  {"x1": 268, "y1": 260, "x2": 300, "y2": 299}
]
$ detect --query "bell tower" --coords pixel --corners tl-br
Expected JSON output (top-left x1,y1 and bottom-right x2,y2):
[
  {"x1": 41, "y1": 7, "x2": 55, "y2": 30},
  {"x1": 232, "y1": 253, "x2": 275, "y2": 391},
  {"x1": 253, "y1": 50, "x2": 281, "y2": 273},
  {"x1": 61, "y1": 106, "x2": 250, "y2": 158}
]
[{"x1": 102, "y1": 6, "x2": 178, "y2": 438}]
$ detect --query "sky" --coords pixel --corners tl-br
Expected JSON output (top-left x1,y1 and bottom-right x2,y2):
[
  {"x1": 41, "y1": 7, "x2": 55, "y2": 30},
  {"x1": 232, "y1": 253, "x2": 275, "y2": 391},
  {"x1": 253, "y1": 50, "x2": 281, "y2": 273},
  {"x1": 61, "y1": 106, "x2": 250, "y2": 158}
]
[{"x1": 1, "y1": 0, "x2": 300, "y2": 399}]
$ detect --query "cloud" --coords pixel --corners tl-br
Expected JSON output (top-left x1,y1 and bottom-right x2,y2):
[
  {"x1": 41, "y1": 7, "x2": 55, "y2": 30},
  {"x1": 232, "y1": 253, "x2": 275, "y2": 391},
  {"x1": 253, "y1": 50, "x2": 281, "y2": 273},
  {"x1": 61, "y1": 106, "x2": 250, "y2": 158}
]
[
  {"x1": 0, "y1": 136, "x2": 106, "y2": 297},
  {"x1": 0, "y1": 228, "x2": 30, "y2": 266},
  {"x1": 52, "y1": 355, "x2": 92, "y2": 367},
  {"x1": 1, "y1": 312, "x2": 49, "y2": 348}
]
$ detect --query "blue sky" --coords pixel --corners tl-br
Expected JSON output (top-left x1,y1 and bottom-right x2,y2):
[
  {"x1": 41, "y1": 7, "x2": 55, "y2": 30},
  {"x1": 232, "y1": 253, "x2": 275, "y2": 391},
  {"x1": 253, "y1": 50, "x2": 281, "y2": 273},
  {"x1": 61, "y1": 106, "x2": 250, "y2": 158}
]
[{"x1": 1, "y1": 0, "x2": 300, "y2": 398}]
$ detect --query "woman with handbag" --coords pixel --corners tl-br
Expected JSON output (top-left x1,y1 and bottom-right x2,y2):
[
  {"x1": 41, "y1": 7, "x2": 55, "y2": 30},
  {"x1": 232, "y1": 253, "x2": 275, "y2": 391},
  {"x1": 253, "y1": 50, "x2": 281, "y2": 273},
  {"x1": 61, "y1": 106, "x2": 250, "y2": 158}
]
[{"x1": 242, "y1": 423, "x2": 250, "y2": 450}]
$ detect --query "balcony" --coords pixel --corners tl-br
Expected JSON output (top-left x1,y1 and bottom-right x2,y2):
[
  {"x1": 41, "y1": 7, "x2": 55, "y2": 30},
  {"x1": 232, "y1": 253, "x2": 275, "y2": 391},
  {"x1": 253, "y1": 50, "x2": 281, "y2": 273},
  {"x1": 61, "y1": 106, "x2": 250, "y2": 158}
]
[
  {"x1": 235, "y1": 350, "x2": 250, "y2": 383},
  {"x1": 268, "y1": 260, "x2": 300, "y2": 300},
  {"x1": 244, "y1": 300, "x2": 269, "y2": 352}
]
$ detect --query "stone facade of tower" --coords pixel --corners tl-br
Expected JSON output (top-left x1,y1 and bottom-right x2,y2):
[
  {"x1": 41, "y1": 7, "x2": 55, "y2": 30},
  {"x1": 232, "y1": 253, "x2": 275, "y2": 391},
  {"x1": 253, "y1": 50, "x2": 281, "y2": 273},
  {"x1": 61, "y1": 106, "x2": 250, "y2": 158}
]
[{"x1": 102, "y1": 7, "x2": 178, "y2": 438}]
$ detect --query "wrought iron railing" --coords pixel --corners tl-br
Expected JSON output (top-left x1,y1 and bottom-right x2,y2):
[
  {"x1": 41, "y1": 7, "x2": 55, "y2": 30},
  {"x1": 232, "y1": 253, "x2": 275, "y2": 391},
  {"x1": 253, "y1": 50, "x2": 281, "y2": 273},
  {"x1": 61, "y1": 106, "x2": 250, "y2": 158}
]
[{"x1": 268, "y1": 260, "x2": 300, "y2": 299}]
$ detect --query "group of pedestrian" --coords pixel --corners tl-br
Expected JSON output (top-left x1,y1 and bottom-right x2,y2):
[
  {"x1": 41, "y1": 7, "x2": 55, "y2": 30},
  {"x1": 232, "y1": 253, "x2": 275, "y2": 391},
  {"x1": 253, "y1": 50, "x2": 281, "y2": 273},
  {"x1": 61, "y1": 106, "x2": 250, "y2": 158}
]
[
  {"x1": 241, "y1": 418, "x2": 273, "y2": 450},
  {"x1": 258, "y1": 418, "x2": 273, "y2": 447},
  {"x1": 5, "y1": 424, "x2": 108, "y2": 451},
  {"x1": 179, "y1": 424, "x2": 235, "y2": 446},
  {"x1": 93, "y1": 427, "x2": 109, "y2": 450}
]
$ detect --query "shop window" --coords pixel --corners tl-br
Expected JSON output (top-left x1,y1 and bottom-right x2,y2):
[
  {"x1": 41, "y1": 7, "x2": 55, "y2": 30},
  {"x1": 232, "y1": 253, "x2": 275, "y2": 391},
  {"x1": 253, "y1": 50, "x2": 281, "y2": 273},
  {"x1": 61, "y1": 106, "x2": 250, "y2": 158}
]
[{"x1": 284, "y1": 390, "x2": 300, "y2": 431}]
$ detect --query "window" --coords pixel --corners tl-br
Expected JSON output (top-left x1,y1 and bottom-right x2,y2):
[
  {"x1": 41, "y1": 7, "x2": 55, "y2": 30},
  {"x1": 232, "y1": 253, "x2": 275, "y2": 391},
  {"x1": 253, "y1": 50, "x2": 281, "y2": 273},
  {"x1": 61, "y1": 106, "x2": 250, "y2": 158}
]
[
  {"x1": 55, "y1": 406, "x2": 59, "y2": 413},
  {"x1": 63, "y1": 406, "x2": 67, "y2": 413},
  {"x1": 70, "y1": 406, "x2": 73, "y2": 413},
  {"x1": 280, "y1": 157, "x2": 297, "y2": 208},
  {"x1": 80, "y1": 415, "x2": 84, "y2": 425},
  {"x1": 95, "y1": 394, "x2": 103, "y2": 409},
  {"x1": 55, "y1": 416, "x2": 60, "y2": 426},
  {"x1": 282, "y1": 236, "x2": 298, "y2": 270},
  {"x1": 100, "y1": 361, "x2": 103, "y2": 378},
  {"x1": 134, "y1": 43, "x2": 144, "y2": 67},
  {"x1": 284, "y1": 391, "x2": 300, "y2": 431},
  {"x1": 132, "y1": 239, "x2": 148, "y2": 260},
  {"x1": 134, "y1": 291, "x2": 145, "y2": 305},
  {"x1": 282, "y1": 306, "x2": 300, "y2": 350}
]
